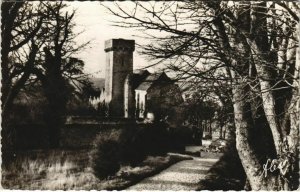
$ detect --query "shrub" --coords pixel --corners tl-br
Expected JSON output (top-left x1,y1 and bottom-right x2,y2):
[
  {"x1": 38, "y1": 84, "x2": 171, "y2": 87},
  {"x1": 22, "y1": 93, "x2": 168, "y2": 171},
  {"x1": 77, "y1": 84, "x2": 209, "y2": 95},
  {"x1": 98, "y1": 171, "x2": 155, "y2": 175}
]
[
  {"x1": 118, "y1": 126, "x2": 146, "y2": 166},
  {"x1": 113, "y1": 123, "x2": 170, "y2": 167},
  {"x1": 90, "y1": 122, "x2": 173, "y2": 179},
  {"x1": 142, "y1": 122, "x2": 170, "y2": 155},
  {"x1": 169, "y1": 126, "x2": 193, "y2": 147},
  {"x1": 90, "y1": 130, "x2": 122, "y2": 179}
]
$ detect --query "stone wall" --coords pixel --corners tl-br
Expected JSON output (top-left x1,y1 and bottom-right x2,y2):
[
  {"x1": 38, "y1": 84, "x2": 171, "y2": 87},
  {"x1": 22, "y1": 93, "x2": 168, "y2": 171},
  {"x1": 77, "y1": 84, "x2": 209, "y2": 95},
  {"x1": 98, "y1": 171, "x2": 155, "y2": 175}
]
[
  {"x1": 61, "y1": 122, "x2": 136, "y2": 149},
  {"x1": 3, "y1": 119, "x2": 138, "y2": 150}
]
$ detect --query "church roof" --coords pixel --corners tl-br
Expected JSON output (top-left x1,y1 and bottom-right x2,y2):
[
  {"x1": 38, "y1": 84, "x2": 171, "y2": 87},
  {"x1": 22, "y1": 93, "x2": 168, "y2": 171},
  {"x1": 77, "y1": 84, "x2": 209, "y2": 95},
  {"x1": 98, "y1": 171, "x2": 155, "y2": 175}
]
[
  {"x1": 135, "y1": 72, "x2": 172, "y2": 91},
  {"x1": 144, "y1": 73, "x2": 168, "y2": 81},
  {"x1": 133, "y1": 69, "x2": 149, "y2": 75},
  {"x1": 135, "y1": 82, "x2": 153, "y2": 91},
  {"x1": 128, "y1": 69, "x2": 150, "y2": 89}
]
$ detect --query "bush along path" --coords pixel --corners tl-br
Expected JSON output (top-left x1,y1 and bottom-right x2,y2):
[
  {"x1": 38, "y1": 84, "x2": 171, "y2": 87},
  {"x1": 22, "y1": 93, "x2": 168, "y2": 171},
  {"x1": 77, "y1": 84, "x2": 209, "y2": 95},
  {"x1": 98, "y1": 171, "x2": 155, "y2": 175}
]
[{"x1": 126, "y1": 154, "x2": 220, "y2": 190}]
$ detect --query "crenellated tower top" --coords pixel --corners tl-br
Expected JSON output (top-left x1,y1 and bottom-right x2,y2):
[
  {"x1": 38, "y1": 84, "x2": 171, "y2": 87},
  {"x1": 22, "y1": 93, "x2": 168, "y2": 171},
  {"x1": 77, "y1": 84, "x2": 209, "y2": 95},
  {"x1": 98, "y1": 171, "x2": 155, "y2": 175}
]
[{"x1": 104, "y1": 38, "x2": 135, "y2": 52}]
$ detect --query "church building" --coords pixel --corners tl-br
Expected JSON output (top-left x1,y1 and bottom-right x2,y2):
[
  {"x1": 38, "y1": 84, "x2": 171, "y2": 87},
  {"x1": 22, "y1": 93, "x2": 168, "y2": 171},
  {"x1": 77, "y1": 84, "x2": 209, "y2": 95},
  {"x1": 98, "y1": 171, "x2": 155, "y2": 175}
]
[{"x1": 90, "y1": 38, "x2": 182, "y2": 120}]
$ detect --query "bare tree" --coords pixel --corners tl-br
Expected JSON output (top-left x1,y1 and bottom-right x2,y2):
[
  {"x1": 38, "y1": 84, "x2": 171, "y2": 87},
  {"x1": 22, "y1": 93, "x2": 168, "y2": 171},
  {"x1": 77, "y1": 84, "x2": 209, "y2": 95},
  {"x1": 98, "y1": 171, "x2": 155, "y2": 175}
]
[
  {"x1": 104, "y1": 1, "x2": 299, "y2": 190},
  {"x1": 1, "y1": 2, "x2": 44, "y2": 122},
  {"x1": 31, "y1": 2, "x2": 89, "y2": 147},
  {"x1": 1, "y1": 2, "x2": 90, "y2": 148}
]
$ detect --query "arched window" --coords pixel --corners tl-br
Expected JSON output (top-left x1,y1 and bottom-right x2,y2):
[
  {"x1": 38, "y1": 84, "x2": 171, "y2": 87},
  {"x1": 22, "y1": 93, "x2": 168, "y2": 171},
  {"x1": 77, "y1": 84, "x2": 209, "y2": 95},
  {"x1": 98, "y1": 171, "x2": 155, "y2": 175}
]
[
  {"x1": 136, "y1": 93, "x2": 140, "y2": 118},
  {"x1": 124, "y1": 79, "x2": 129, "y2": 118}
]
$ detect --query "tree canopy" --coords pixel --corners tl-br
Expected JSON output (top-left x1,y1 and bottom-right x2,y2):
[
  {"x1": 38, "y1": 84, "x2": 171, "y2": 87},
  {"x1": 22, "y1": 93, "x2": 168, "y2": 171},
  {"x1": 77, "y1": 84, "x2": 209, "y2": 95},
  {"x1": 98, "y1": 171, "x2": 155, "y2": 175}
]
[
  {"x1": 1, "y1": 1, "x2": 91, "y2": 147},
  {"x1": 103, "y1": 1, "x2": 299, "y2": 190}
]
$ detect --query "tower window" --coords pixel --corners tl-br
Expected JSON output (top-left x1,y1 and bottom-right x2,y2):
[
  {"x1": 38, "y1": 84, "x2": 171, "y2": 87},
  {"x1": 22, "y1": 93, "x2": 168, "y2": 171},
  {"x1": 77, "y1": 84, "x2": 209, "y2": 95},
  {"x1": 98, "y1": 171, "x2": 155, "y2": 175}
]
[{"x1": 121, "y1": 57, "x2": 124, "y2": 66}]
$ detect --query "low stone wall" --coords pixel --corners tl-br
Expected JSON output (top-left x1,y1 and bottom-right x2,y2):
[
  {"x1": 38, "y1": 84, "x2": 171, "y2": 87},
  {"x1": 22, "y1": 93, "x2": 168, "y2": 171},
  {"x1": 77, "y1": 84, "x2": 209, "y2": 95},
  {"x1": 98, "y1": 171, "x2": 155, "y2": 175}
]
[
  {"x1": 61, "y1": 122, "x2": 138, "y2": 149},
  {"x1": 3, "y1": 120, "x2": 139, "y2": 150}
]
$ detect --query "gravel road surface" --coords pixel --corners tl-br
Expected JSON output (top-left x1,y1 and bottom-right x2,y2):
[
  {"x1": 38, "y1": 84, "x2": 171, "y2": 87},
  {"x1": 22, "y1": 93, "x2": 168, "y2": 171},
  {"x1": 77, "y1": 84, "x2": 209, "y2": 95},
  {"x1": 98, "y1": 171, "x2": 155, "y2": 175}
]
[{"x1": 127, "y1": 156, "x2": 219, "y2": 190}]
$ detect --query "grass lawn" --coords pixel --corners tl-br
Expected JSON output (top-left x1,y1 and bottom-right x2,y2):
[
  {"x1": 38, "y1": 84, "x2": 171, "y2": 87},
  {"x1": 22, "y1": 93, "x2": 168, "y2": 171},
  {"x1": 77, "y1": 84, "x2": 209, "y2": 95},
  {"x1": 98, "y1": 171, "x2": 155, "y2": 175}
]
[{"x1": 1, "y1": 149, "x2": 191, "y2": 190}]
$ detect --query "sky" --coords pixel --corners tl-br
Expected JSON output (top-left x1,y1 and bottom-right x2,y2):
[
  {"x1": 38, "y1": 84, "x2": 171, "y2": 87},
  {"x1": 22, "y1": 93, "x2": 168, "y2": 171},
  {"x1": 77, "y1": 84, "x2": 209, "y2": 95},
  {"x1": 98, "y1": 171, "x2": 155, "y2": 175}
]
[{"x1": 66, "y1": 2, "x2": 152, "y2": 78}]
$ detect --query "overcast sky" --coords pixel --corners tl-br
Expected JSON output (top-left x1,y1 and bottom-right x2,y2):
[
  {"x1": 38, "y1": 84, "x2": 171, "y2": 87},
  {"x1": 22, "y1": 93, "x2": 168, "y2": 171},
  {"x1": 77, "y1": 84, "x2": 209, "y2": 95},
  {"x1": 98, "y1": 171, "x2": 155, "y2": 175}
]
[{"x1": 68, "y1": 2, "x2": 151, "y2": 78}]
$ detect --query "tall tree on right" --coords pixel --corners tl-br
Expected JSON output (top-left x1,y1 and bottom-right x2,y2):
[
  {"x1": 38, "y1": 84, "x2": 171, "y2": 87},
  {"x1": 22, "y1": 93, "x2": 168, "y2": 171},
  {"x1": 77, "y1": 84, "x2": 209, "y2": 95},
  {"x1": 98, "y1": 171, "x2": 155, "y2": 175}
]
[{"x1": 104, "y1": 1, "x2": 299, "y2": 190}]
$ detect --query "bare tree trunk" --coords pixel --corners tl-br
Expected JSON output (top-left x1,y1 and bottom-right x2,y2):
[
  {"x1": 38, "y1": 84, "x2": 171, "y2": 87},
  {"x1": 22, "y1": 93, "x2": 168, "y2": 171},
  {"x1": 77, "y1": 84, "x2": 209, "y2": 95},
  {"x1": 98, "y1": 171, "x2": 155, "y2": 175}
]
[
  {"x1": 232, "y1": 81, "x2": 261, "y2": 190},
  {"x1": 252, "y1": 49, "x2": 283, "y2": 154},
  {"x1": 223, "y1": 125, "x2": 227, "y2": 139},
  {"x1": 41, "y1": 48, "x2": 70, "y2": 148},
  {"x1": 248, "y1": 2, "x2": 283, "y2": 155},
  {"x1": 232, "y1": 75, "x2": 280, "y2": 190},
  {"x1": 209, "y1": 119, "x2": 212, "y2": 136},
  {"x1": 285, "y1": 22, "x2": 300, "y2": 189},
  {"x1": 1, "y1": 2, "x2": 24, "y2": 121},
  {"x1": 219, "y1": 125, "x2": 223, "y2": 139}
]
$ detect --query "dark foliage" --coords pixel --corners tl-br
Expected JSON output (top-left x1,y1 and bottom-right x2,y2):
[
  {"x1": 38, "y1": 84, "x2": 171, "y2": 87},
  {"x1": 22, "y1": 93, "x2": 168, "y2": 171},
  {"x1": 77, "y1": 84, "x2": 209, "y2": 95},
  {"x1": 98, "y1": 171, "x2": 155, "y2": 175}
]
[
  {"x1": 137, "y1": 123, "x2": 170, "y2": 154},
  {"x1": 117, "y1": 126, "x2": 147, "y2": 166},
  {"x1": 169, "y1": 126, "x2": 195, "y2": 147},
  {"x1": 89, "y1": 129, "x2": 122, "y2": 179},
  {"x1": 96, "y1": 102, "x2": 109, "y2": 117},
  {"x1": 90, "y1": 122, "x2": 180, "y2": 179},
  {"x1": 120, "y1": 122, "x2": 176, "y2": 166}
]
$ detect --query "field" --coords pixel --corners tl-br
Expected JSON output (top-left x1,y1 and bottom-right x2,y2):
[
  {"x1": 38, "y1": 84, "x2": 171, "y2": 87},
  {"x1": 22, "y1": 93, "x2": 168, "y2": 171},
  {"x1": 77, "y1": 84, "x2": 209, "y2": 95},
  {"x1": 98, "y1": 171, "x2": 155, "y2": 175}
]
[{"x1": 1, "y1": 149, "x2": 190, "y2": 190}]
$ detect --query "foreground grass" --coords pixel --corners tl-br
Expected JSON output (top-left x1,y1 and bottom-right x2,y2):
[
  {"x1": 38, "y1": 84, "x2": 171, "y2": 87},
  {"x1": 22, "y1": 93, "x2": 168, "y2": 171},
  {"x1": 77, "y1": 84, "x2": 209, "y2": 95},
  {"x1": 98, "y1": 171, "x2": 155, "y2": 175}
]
[{"x1": 2, "y1": 149, "x2": 190, "y2": 190}]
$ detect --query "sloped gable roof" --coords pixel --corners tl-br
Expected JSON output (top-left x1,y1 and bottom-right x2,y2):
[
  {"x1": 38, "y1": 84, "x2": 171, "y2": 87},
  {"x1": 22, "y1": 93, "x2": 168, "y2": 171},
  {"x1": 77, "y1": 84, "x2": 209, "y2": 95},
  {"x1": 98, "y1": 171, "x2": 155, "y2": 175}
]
[
  {"x1": 135, "y1": 72, "x2": 172, "y2": 91},
  {"x1": 135, "y1": 82, "x2": 153, "y2": 91},
  {"x1": 133, "y1": 69, "x2": 149, "y2": 76},
  {"x1": 127, "y1": 69, "x2": 150, "y2": 90}
]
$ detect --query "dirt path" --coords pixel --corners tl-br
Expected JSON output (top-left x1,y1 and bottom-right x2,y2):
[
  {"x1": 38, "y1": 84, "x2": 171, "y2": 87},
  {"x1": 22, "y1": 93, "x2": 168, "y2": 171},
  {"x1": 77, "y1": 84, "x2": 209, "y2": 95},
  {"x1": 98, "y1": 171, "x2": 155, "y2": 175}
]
[{"x1": 127, "y1": 156, "x2": 219, "y2": 190}]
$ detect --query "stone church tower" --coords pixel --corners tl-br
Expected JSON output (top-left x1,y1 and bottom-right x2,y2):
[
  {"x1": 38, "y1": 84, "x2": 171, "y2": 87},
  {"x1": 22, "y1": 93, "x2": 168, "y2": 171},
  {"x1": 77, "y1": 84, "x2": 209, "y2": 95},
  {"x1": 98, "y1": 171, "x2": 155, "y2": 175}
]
[{"x1": 104, "y1": 39, "x2": 135, "y2": 117}]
